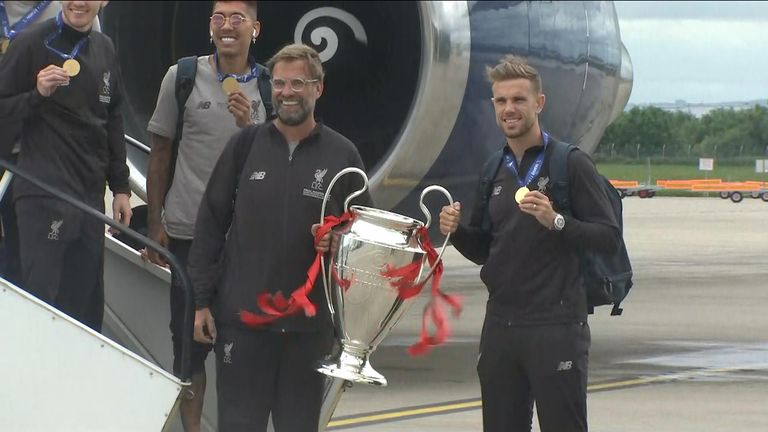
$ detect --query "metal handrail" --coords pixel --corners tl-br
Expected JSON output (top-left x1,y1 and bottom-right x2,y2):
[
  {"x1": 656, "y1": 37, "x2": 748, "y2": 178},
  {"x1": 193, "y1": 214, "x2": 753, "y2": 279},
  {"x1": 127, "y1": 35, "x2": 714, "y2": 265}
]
[
  {"x1": 0, "y1": 158, "x2": 194, "y2": 383},
  {"x1": 125, "y1": 134, "x2": 151, "y2": 154},
  {"x1": 123, "y1": 134, "x2": 149, "y2": 202}
]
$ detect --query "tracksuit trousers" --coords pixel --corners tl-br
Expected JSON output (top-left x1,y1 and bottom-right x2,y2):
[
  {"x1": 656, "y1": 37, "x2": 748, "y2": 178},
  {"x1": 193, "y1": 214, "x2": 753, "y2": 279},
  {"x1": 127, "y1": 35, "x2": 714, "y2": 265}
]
[
  {"x1": 477, "y1": 318, "x2": 591, "y2": 432},
  {"x1": 15, "y1": 197, "x2": 105, "y2": 331},
  {"x1": 215, "y1": 325, "x2": 334, "y2": 432}
]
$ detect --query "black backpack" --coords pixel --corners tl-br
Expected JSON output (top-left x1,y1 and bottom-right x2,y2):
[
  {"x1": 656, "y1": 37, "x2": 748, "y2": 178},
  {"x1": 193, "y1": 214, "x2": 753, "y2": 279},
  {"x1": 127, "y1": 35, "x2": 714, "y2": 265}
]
[
  {"x1": 118, "y1": 59, "x2": 270, "y2": 251},
  {"x1": 169, "y1": 56, "x2": 274, "y2": 187},
  {"x1": 471, "y1": 141, "x2": 634, "y2": 316}
]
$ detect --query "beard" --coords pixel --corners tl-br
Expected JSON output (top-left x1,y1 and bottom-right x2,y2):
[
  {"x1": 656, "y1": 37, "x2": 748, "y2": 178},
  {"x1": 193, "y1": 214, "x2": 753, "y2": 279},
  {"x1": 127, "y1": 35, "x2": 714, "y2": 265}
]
[
  {"x1": 501, "y1": 116, "x2": 535, "y2": 139},
  {"x1": 277, "y1": 98, "x2": 314, "y2": 126}
]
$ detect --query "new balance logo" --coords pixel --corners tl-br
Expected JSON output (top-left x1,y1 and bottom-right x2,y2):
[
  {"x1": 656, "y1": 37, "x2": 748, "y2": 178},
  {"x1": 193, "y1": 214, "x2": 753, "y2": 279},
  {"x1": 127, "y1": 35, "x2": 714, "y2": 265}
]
[
  {"x1": 48, "y1": 219, "x2": 63, "y2": 240},
  {"x1": 249, "y1": 171, "x2": 266, "y2": 180},
  {"x1": 556, "y1": 361, "x2": 573, "y2": 371},
  {"x1": 196, "y1": 101, "x2": 211, "y2": 110}
]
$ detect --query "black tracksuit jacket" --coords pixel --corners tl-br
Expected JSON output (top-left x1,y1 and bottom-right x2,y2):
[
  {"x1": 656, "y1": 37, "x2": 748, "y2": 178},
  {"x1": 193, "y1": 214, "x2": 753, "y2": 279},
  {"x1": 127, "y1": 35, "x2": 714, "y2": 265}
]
[
  {"x1": 0, "y1": 18, "x2": 129, "y2": 204},
  {"x1": 452, "y1": 139, "x2": 620, "y2": 326},
  {"x1": 188, "y1": 122, "x2": 373, "y2": 333}
]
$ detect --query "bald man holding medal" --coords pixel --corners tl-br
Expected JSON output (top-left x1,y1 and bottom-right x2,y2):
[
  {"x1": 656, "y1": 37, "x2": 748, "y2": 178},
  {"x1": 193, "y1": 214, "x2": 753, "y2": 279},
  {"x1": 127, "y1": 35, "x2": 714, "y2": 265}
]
[
  {"x1": 439, "y1": 56, "x2": 620, "y2": 432},
  {"x1": 0, "y1": 0, "x2": 132, "y2": 333},
  {"x1": 145, "y1": 2, "x2": 271, "y2": 430}
]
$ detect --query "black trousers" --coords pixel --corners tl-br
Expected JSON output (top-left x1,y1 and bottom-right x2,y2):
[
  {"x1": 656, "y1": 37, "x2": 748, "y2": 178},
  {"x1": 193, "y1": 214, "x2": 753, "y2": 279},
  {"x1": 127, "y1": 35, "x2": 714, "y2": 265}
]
[
  {"x1": 15, "y1": 197, "x2": 105, "y2": 331},
  {"x1": 215, "y1": 326, "x2": 334, "y2": 432},
  {"x1": 477, "y1": 319, "x2": 590, "y2": 432},
  {"x1": 168, "y1": 237, "x2": 213, "y2": 376}
]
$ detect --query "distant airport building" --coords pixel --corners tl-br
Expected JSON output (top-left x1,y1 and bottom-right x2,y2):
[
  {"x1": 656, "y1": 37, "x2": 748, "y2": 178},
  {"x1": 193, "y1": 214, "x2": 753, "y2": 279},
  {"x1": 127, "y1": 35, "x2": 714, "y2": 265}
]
[{"x1": 627, "y1": 99, "x2": 768, "y2": 118}]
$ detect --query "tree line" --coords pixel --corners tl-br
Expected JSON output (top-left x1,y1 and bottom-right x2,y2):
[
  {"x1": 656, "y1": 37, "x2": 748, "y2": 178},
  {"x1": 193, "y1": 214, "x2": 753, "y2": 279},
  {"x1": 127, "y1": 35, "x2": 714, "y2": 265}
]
[{"x1": 595, "y1": 105, "x2": 768, "y2": 162}]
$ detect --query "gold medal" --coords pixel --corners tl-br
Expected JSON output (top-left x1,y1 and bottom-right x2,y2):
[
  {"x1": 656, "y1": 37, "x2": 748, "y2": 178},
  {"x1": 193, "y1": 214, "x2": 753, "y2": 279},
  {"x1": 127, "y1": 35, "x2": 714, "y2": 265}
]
[
  {"x1": 0, "y1": 38, "x2": 9, "y2": 54},
  {"x1": 222, "y1": 76, "x2": 240, "y2": 94},
  {"x1": 514, "y1": 186, "x2": 530, "y2": 204},
  {"x1": 62, "y1": 58, "x2": 80, "y2": 77}
]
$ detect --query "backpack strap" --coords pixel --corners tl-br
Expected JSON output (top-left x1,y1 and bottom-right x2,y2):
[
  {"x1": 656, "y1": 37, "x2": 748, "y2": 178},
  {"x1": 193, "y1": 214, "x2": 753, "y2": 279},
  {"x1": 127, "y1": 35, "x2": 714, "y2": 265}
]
[
  {"x1": 254, "y1": 63, "x2": 275, "y2": 120},
  {"x1": 549, "y1": 140, "x2": 576, "y2": 215},
  {"x1": 169, "y1": 55, "x2": 198, "y2": 190},
  {"x1": 548, "y1": 140, "x2": 587, "y2": 309},
  {"x1": 469, "y1": 147, "x2": 504, "y2": 232}
]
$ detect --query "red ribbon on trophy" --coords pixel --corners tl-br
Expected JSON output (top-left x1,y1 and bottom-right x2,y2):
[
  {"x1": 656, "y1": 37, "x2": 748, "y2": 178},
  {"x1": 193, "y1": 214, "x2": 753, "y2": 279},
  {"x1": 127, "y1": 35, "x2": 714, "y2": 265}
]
[
  {"x1": 381, "y1": 226, "x2": 463, "y2": 356},
  {"x1": 240, "y1": 212, "x2": 352, "y2": 327}
]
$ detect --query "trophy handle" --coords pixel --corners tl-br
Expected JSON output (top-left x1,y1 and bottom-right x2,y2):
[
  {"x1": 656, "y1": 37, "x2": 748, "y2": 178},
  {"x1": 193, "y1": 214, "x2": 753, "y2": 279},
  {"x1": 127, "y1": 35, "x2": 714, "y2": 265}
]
[
  {"x1": 417, "y1": 185, "x2": 453, "y2": 283},
  {"x1": 320, "y1": 167, "x2": 370, "y2": 316}
]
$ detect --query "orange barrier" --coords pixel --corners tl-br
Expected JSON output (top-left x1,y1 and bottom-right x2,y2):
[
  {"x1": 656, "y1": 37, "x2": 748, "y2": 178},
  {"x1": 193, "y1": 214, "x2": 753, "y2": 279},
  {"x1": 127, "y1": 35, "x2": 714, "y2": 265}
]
[
  {"x1": 690, "y1": 182, "x2": 761, "y2": 192},
  {"x1": 656, "y1": 179, "x2": 723, "y2": 186},
  {"x1": 658, "y1": 183, "x2": 692, "y2": 190},
  {"x1": 744, "y1": 181, "x2": 768, "y2": 189},
  {"x1": 609, "y1": 180, "x2": 639, "y2": 188},
  {"x1": 656, "y1": 179, "x2": 723, "y2": 190},
  {"x1": 607, "y1": 179, "x2": 765, "y2": 194}
]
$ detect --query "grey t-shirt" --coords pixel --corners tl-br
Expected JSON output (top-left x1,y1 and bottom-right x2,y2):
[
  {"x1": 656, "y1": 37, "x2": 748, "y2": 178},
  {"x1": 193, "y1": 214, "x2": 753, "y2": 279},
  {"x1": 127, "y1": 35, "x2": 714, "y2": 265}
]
[{"x1": 147, "y1": 55, "x2": 266, "y2": 239}]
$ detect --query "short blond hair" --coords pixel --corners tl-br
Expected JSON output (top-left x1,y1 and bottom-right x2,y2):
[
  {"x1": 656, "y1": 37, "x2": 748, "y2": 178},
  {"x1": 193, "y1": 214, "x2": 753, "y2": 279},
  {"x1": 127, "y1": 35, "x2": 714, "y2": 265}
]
[
  {"x1": 266, "y1": 44, "x2": 325, "y2": 81},
  {"x1": 486, "y1": 55, "x2": 542, "y2": 94}
]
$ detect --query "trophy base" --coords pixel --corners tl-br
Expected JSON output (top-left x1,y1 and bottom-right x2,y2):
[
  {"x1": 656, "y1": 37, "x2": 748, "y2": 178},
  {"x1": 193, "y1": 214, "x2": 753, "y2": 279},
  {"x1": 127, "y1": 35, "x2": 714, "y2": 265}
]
[{"x1": 317, "y1": 351, "x2": 387, "y2": 386}]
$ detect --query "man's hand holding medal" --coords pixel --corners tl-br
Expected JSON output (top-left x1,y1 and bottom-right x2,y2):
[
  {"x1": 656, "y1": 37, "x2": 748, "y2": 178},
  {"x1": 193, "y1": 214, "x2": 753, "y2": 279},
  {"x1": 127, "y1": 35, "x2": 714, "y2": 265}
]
[{"x1": 223, "y1": 82, "x2": 253, "y2": 128}]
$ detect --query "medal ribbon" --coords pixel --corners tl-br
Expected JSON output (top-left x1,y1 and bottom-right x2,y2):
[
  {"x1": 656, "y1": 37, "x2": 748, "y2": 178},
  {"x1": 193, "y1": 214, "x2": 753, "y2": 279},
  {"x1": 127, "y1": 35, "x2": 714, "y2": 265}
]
[
  {"x1": 502, "y1": 131, "x2": 550, "y2": 187},
  {"x1": 43, "y1": 12, "x2": 88, "y2": 60},
  {"x1": 214, "y1": 51, "x2": 261, "y2": 83},
  {"x1": 380, "y1": 226, "x2": 463, "y2": 356},
  {"x1": 240, "y1": 212, "x2": 352, "y2": 327},
  {"x1": 0, "y1": 0, "x2": 52, "y2": 40}
]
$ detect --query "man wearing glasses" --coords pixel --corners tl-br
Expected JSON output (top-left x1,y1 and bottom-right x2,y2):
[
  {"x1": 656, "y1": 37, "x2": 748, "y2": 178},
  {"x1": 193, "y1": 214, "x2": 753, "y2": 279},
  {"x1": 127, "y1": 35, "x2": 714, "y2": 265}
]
[
  {"x1": 145, "y1": 2, "x2": 268, "y2": 431},
  {"x1": 188, "y1": 44, "x2": 372, "y2": 431}
]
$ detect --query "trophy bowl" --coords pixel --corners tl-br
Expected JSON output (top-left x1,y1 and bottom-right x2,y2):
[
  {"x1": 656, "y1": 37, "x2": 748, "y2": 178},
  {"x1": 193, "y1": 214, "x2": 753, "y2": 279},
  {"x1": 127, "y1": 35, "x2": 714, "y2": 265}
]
[
  {"x1": 314, "y1": 168, "x2": 453, "y2": 430},
  {"x1": 317, "y1": 205, "x2": 427, "y2": 386}
]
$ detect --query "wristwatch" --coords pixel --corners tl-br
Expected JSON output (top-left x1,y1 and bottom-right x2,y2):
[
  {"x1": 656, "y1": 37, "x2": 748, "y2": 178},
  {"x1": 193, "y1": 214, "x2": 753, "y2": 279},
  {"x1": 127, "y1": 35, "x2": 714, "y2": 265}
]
[{"x1": 553, "y1": 213, "x2": 565, "y2": 231}]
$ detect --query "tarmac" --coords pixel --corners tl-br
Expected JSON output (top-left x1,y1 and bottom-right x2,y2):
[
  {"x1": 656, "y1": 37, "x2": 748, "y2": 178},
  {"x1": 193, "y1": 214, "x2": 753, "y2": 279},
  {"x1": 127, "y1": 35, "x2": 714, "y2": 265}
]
[
  {"x1": 111, "y1": 194, "x2": 767, "y2": 431},
  {"x1": 323, "y1": 196, "x2": 768, "y2": 431}
]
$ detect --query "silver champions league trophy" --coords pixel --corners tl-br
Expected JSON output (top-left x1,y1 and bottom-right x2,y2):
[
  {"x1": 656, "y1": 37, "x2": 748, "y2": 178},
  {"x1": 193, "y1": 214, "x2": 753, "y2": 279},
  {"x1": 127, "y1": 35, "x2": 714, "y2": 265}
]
[{"x1": 316, "y1": 167, "x2": 453, "y2": 429}]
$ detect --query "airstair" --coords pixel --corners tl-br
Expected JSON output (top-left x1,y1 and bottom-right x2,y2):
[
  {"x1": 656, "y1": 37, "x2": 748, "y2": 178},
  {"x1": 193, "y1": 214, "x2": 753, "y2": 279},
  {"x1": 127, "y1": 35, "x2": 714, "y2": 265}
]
[
  {"x1": 0, "y1": 142, "x2": 198, "y2": 431},
  {"x1": 0, "y1": 276, "x2": 183, "y2": 431}
]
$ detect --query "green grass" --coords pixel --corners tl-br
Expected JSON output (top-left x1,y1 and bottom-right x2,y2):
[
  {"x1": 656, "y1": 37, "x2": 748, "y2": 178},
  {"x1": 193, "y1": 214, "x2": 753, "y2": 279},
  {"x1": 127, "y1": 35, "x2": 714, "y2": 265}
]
[{"x1": 596, "y1": 163, "x2": 768, "y2": 184}]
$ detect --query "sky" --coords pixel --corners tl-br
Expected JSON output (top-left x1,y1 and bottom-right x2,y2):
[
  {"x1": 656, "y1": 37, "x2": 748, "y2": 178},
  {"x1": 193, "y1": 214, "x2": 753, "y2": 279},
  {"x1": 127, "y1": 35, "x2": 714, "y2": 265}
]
[{"x1": 614, "y1": 1, "x2": 768, "y2": 105}]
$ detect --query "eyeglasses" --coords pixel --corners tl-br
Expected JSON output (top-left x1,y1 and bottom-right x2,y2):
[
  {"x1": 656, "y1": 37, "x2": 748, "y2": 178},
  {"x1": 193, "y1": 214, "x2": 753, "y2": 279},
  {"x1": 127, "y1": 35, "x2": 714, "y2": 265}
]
[
  {"x1": 210, "y1": 13, "x2": 248, "y2": 28},
  {"x1": 271, "y1": 77, "x2": 320, "y2": 92}
]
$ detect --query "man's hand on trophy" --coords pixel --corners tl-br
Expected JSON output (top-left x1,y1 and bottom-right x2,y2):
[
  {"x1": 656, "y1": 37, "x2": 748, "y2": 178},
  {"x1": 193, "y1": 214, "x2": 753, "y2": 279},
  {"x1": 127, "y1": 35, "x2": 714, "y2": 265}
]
[
  {"x1": 194, "y1": 308, "x2": 217, "y2": 344},
  {"x1": 439, "y1": 201, "x2": 461, "y2": 235},
  {"x1": 311, "y1": 223, "x2": 331, "y2": 253}
]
